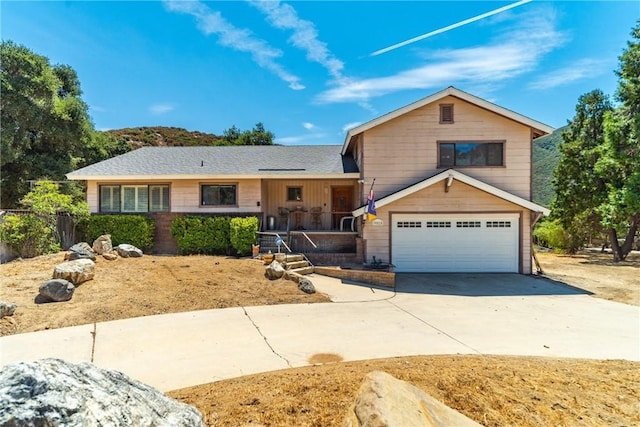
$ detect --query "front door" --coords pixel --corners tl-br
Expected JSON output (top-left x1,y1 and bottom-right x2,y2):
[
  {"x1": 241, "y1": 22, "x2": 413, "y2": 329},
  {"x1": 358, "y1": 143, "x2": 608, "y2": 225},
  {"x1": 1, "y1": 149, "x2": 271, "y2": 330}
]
[{"x1": 331, "y1": 186, "x2": 353, "y2": 229}]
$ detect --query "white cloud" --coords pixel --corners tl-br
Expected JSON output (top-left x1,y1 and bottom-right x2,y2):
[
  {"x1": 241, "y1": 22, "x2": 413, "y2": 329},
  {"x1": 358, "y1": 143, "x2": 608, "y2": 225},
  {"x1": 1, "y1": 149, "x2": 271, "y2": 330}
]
[
  {"x1": 316, "y1": 7, "x2": 566, "y2": 104},
  {"x1": 149, "y1": 103, "x2": 175, "y2": 115},
  {"x1": 302, "y1": 122, "x2": 315, "y2": 130},
  {"x1": 164, "y1": 0, "x2": 304, "y2": 90},
  {"x1": 342, "y1": 121, "x2": 363, "y2": 132},
  {"x1": 249, "y1": 0, "x2": 345, "y2": 82},
  {"x1": 528, "y1": 58, "x2": 609, "y2": 90}
]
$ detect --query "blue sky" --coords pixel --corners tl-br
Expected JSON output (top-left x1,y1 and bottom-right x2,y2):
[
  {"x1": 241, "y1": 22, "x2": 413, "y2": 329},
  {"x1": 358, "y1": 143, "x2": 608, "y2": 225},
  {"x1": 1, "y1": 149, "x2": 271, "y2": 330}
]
[{"x1": 2, "y1": 1, "x2": 638, "y2": 144}]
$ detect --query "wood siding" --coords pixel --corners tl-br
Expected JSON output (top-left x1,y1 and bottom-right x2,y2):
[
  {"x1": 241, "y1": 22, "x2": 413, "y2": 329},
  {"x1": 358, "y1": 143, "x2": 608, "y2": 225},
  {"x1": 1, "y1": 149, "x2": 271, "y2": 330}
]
[
  {"x1": 363, "y1": 181, "x2": 532, "y2": 273},
  {"x1": 360, "y1": 95, "x2": 533, "y2": 202}
]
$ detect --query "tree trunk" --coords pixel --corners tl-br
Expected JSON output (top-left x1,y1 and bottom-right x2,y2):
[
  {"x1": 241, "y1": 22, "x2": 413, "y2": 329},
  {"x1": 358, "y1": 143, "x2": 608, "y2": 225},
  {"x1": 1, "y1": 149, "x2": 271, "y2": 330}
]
[
  {"x1": 608, "y1": 213, "x2": 640, "y2": 262},
  {"x1": 608, "y1": 228, "x2": 622, "y2": 261}
]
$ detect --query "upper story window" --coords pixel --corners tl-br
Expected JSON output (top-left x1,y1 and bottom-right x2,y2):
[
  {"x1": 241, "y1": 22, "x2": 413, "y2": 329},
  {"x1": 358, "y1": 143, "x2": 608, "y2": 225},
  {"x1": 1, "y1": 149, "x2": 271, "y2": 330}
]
[
  {"x1": 439, "y1": 104, "x2": 454, "y2": 124},
  {"x1": 99, "y1": 184, "x2": 169, "y2": 213},
  {"x1": 438, "y1": 142, "x2": 504, "y2": 167},
  {"x1": 201, "y1": 184, "x2": 237, "y2": 206},
  {"x1": 287, "y1": 186, "x2": 302, "y2": 201}
]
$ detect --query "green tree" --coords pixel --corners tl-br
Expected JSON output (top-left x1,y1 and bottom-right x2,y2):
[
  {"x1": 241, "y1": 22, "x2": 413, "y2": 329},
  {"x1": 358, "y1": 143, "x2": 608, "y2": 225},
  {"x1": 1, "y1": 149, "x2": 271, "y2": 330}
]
[
  {"x1": 0, "y1": 41, "x2": 92, "y2": 207},
  {"x1": 550, "y1": 90, "x2": 612, "y2": 252},
  {"x1": 596, "y1": 21, "x2": 640, "y2": 261},
  {"x1": 550, "y1": 21, "x2": 640, "y2": 260},
  {"x1": 221, "y1": 123, "x2": 274, "y2": 145}
]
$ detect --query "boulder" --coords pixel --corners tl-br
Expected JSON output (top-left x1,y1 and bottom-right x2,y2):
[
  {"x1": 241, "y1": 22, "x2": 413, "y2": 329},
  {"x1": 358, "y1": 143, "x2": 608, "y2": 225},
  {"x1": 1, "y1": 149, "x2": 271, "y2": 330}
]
[
  {"x1": 67, "y1": 243, "x2": 97, "y2": 261},
  {"x1": 116, "y1": 244, "x2": 143, "y2": 258},
  {"x1": 103, "y1": 252, "x2": 118, "y2": 261},
  {"x1": 343, "y1": 371, "x2": 481, "y2": 427},
  {"x1": 298, "y1": 278, "x2": 316, "y2": 294},
  {"x1": 0, "y1": 359, "x2": 204, "y2": 426},
  {"x1": 53, "y1": 259, "x2": 95, "y2": 285},
  {"x1": 265, "y1": 260, "x2": 285, "y2": 280},
  {"x1": 0, "y1": 301, "x2": 17, "y2": 318},
  {"x1": 92, "y1": 234, "x2": 113, "y2": 255},
  {"x1": 38, "y1": 279, "x2": 75, "y2": 303}
]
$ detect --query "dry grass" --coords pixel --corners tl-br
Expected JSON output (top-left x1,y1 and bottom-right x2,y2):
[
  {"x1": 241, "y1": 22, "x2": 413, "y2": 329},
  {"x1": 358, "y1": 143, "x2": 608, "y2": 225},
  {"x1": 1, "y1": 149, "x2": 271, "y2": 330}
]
[
  {"x1": 168, "y1": 355, "x2": 640, "y2": 427},
  {"x1": 0, "y1": 253, "x2": 329, "y2": 335}
]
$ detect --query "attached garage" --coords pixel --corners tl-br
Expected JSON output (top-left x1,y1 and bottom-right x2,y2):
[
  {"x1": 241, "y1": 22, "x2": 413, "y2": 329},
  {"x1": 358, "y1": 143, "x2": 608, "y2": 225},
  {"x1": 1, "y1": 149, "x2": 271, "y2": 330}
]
[{"x1": 391, "y1": 213, "x2": 520, "y2": 273}]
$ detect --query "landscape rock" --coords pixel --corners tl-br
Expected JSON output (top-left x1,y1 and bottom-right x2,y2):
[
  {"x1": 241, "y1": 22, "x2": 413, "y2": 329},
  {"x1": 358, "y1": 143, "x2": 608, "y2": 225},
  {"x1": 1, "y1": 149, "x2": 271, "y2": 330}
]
[
  {"x1": 67, "y1": 243, "x2": 97, "y2": 261},
  {"x1": 103, "y1": 252, "x2": 118, "y2": 260},
  {"x1": 0, "y1": 358, "x2": 204, "y2": 426},
  {"x1": 92, "y1": 234, "x2": 113, "y2": 255},
  {"x1": 53, "y1": 258, "x2": 95, "y2": 285},
  {"x1": 116, "y1": 244, "x2": 143, "y2": 258},
  {"x1": 298, "y1": 278, "x2": 316, "y2": 294},
  {"x1": 342, "y1": 371, "x2": 481, "y2": 427},
  {"x1": 0, "y1": 301, "x2": 17, "y2": 318},
  {"x1": 265, "y1": 260, "x2": 285, "y2": 280},
  {"x1": 38, "y1": 279, "x2": 75, "y2": 303}
]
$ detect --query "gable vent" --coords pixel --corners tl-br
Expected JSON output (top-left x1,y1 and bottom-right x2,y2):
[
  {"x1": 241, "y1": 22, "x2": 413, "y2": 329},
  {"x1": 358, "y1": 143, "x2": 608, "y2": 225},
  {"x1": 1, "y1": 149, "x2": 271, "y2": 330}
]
[{"x1": 440, "y1": 104, "x2": 454, "y2": 124}]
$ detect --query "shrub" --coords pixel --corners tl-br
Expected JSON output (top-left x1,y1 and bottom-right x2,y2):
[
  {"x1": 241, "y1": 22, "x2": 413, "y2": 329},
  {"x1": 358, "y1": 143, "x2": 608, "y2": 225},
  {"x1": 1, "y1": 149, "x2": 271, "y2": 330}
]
[
  {"x1": 86, "y1": 215, "x2": 155, "y2": 250},
  {"x1": 533, "y1": 218, "x2": 584, "y2": 253},
  {"x1": 0, "y1": 181, "x2": 88, "y2": 258},
  {"x1": 230, "y1": 216, "x2": 259, "y2": 256},
  {"x1": 0, "y1": 213, "x2": 60, "y2": 258},
  {"x1": 170, "y1": 215, "x2": 231, "y2": 255}
]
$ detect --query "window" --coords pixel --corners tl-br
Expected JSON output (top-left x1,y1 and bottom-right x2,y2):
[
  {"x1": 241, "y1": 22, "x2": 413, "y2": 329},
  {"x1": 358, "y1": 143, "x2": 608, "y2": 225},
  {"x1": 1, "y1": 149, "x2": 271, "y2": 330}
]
[
  {"x1": 456, "y1": 221, "x2": 481, "y2": 228},
  {"x1": 487, "y1": 221, "x2": 511, "y2": 228},
  {"x1": 439, "y1": 142, "x2": 504, "y2": 167},
  {"x1": 98, "y1": 184, "x2": 169, "y2": 213},
  {"x1": 150, "y1": 185, "x2": 170, "y2": 212},
  {"x1": 425, "y1": 221, "x2": 451, "y2": 228},
  {"x1": 287, "y1": 186, "x2": 302, "y2": 201},
  {"x1": 440, "y1": 104, "x2": 454, "y2": 124},
  {"x1": 397, "y1": 221, "x2": 422, "y2": 228},
  {"x1": 201, "y1": 184, "x2": 237, "y2": 206},
  {"x1": 100, "y1": 186, "x2": 120, "y2": 213}
]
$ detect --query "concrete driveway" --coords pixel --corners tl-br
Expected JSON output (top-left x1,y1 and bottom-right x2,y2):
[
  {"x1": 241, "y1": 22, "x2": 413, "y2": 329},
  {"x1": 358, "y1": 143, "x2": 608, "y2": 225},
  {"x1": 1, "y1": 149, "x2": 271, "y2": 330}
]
[{"x1": 1, "y1": 273, "x2": 638, "y2": 392}]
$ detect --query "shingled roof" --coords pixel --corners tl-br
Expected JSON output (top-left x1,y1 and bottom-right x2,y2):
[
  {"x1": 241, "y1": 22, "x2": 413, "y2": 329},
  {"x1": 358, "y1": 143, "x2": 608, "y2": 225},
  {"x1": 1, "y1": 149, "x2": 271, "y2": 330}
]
[{"x1": 67, "y1": 145, "x2": 359, "y2": 180}]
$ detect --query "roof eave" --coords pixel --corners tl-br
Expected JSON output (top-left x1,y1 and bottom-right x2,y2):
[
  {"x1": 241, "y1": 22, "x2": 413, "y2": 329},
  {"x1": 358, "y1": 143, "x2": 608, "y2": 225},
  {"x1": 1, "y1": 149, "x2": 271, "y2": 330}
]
[
  {"x1": 66, "y1": 173, "x2": 361, "y2": 181},
  {"x1": 352, "y1": 169, "x2": 550, "y2": 217}
]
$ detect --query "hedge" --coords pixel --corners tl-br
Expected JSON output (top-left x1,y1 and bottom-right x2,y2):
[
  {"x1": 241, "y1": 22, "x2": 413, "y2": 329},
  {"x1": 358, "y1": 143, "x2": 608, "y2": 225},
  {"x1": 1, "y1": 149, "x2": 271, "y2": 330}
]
[
  {"x1": 86, "y1": 215, "x2": 155, "y2": 251},
  {"x1": 171, "y1": 215, "x2": 258, "y2": 255},
  {"x1": 230, "y1": 216, "x2": 259, "y2": 256}
]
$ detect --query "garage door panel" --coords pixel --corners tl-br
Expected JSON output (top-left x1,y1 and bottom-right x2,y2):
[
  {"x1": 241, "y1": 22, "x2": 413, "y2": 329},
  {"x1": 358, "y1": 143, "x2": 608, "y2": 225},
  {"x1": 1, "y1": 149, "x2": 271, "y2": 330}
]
[{"x1": 392, "y1": 214, "x2": 519, "y2": 273}]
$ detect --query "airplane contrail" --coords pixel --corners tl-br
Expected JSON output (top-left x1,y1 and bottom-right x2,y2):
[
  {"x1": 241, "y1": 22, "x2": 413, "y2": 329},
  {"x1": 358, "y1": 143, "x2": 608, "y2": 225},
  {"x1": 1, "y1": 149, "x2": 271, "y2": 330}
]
[{"x1": 370, "y1": 0, "x2": 532, "y2": 56}]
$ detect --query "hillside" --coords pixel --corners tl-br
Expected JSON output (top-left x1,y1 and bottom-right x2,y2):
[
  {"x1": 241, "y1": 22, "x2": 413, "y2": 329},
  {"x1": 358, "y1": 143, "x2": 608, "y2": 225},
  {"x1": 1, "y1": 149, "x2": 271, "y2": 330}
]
[
  {"x1": 105, "y1": 126, "x2": 226, "y2": 148},
  {"x1": 532, "y1": 126, "x2": 565, "y2": 207}
]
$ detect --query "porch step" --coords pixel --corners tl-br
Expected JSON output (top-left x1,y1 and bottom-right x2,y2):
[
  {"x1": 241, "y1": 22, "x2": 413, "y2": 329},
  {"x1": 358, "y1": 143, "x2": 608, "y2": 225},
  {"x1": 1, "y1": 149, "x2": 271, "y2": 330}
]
[{"x1": 283, "y1": 254, "x2": 305, "y2": 262}]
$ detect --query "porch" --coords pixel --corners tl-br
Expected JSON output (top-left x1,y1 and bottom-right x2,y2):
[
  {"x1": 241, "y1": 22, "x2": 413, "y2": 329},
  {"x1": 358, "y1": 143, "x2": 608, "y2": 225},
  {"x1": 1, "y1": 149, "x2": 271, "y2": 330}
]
[{"x1": 257, "y1": 230, "x2": 363, "y2": 265}]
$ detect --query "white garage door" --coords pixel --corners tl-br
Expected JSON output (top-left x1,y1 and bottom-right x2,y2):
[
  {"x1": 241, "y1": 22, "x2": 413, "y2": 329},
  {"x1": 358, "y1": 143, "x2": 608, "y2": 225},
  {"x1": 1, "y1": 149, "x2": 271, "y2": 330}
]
[{"x1": 392, "y1": 214, "x2": 519, "y2": 273}]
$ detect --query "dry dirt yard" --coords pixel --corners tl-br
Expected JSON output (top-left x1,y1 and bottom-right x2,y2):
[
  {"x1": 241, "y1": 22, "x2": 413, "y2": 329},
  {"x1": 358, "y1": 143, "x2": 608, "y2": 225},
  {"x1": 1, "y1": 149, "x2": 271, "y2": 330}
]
[
  {"x1": 1, "y1": 251, "x2": 639, "y2": 426},
  {"x1": 536, "y1": 250, "x2": 640, "y2": 306}
]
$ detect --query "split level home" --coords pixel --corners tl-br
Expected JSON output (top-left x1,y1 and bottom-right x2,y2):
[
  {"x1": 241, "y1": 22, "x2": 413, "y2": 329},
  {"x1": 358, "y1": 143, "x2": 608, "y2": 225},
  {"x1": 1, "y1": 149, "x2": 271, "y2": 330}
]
[{"x1": 66, "y1": 86, "x2": 552, "y2": 274}]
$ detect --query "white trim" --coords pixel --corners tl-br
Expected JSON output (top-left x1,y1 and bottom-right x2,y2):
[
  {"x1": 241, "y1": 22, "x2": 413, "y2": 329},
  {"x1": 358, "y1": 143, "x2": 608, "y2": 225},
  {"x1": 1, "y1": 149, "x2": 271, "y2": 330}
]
[
  {"x1": 67, "y1": 173, "x2": 361, "y2": 181},
  {"x1": 342, "y1": 86, "x2": 554, "y2": 154},
  {"x1": 352, "y1": 169, "x2": 550, "y2": 217}
]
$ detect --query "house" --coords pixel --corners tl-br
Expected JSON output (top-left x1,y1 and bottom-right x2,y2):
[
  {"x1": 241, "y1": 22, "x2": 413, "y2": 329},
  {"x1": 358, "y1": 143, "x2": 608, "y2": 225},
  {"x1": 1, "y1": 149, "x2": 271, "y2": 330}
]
[{"x1": 67, "y1": 86, "x2": 552, "y2": 273}]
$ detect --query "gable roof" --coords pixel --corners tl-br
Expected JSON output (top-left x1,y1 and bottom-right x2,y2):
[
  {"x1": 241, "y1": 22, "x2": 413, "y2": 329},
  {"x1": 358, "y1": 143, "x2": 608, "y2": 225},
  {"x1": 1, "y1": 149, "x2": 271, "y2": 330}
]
[
  {"x1": 342, "y1": 86, "x2": 554, "y2": 154},
  {"x1": 66, "y1": 145, "x2": 359, "y2": 180},
  {"x1": 352, "y1": 169, "x2": 550, "y2": 216}
]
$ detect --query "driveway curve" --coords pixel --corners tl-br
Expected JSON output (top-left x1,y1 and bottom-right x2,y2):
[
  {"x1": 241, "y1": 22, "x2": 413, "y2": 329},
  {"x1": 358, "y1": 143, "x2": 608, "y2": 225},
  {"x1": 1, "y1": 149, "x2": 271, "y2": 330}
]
[{"x1": 1, "y1": 273, "x2": 638, "y2": 392}]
